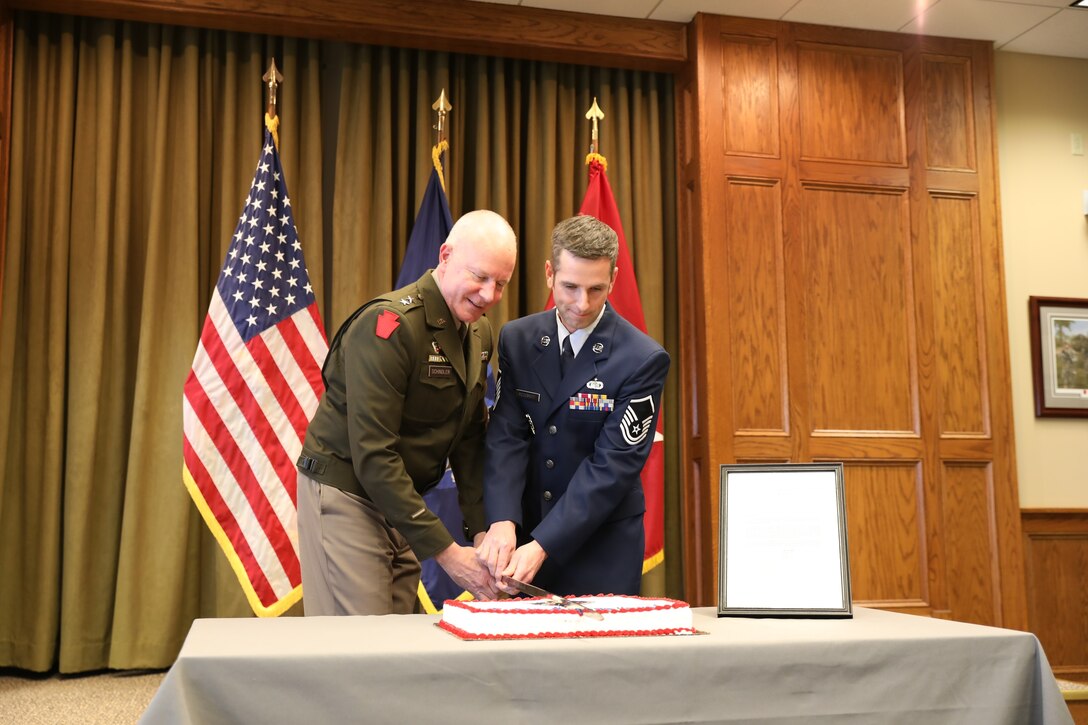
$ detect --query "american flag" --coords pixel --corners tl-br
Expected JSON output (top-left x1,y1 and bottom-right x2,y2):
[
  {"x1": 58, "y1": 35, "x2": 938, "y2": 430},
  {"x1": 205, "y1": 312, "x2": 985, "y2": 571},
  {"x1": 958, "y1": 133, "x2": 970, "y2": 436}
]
[{"x1": 182, "y1": 128, "x2": 328, "y2": 617}]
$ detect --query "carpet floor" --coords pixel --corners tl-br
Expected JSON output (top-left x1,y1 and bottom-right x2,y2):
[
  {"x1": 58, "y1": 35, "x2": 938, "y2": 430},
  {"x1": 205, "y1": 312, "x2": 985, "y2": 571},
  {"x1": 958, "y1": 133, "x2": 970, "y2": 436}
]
[
  {"x1": 0, "y1": 669, "x2": 166, "y2": 724},
  {"x1": 1060, "y1": 678, "x2": 1088, "y2": 699}
]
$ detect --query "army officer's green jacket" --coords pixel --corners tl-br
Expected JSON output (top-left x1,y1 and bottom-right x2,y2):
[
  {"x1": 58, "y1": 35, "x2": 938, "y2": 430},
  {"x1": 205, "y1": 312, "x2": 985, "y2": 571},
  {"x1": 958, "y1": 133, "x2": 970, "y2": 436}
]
[{"x1": 297, "y1": 271, "x2": 493, "y2": 560}]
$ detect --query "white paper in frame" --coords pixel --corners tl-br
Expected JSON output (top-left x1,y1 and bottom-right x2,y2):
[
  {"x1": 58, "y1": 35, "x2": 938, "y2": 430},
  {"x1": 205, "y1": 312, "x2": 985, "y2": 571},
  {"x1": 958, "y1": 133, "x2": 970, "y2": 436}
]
[{"x1": 718, "y1": 462, "x2": 852, "y2": 618}]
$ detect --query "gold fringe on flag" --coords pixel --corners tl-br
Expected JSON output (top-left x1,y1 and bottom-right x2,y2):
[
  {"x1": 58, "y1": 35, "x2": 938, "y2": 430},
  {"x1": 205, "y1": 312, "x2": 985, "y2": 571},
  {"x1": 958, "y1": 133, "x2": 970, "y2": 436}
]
[
  {"x1": 585, "y1": 151, "x2": 608, "y2": 171},
  {"x1": 265, "y1": 113, "x2": 280, "y2": 149},
  {"x1": 432, "y1": 138, "x2": 450, "y2": 193}
]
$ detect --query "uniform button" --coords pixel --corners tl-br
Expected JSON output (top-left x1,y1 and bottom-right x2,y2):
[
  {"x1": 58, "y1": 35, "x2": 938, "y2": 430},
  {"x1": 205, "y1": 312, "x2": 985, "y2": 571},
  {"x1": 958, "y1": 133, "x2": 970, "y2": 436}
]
[
  {"x1": 543, "y1": 491, "x2": 553, "y2": 501},
  {"x1": 548, "y1": 425, "x2": 557, "y2": 435},
  {"x1": 545, "y1": 459, "x2": 555, "y2": 469}
]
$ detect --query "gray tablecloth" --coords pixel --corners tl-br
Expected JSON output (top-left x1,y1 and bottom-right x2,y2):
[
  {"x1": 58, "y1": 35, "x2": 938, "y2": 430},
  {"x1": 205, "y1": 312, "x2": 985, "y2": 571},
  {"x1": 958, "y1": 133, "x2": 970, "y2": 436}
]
[{"x1": 141, "y1": 606, "x2": 1072, "y2": 724}]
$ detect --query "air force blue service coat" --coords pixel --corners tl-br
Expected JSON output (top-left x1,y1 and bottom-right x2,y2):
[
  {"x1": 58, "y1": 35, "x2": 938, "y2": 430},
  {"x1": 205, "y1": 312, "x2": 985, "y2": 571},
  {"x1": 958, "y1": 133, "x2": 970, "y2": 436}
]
[{"x1": 484, "y1": 304, "x2": 669, "y2": 596}]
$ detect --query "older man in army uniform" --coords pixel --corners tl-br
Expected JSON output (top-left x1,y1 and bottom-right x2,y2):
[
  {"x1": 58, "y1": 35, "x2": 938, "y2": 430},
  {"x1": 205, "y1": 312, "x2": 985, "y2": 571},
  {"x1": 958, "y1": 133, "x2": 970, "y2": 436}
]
[{"x1": 296, "y1": 209, "x2": 517, "y2": 615}]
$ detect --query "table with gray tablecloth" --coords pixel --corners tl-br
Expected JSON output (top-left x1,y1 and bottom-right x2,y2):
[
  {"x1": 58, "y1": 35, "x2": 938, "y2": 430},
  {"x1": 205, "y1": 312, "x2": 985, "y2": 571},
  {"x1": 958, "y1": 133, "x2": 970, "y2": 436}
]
[{"x1": 141, "y1": 606, "x2": 1072, "y2": 724}]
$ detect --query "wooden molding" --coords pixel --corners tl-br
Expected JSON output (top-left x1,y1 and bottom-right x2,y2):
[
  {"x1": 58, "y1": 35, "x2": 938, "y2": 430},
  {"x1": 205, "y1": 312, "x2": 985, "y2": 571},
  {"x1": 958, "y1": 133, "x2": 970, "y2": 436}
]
[
  {"x1": 4, "y1": 0, "x2": 687, "y2": 72},
  {"x1": 1024, "y1": 508, "x2": 1088, "y2": 518}
]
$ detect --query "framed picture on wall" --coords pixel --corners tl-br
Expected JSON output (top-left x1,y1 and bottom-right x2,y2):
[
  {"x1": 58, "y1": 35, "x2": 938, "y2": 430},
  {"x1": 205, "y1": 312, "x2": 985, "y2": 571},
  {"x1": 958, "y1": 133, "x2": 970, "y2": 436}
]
[
  {"x1": 1029, "y1": 296, "x2": 1088, "y2": 418},
  {"x1": 718, "y1": 463, "x2": 852, "y2": 618}
]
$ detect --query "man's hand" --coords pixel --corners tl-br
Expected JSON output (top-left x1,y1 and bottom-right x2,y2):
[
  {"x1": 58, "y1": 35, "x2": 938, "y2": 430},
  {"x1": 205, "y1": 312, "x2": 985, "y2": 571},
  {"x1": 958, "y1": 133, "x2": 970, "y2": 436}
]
[
  {"x1": 475, "y1": 521, "x2": 516, "y2": 579},
  {"x1": 434, "y1": 543, "x2": 498, "y2": 601},
  {"x1": 502, "y1": 540, "x2": 547, "y2": 589}
]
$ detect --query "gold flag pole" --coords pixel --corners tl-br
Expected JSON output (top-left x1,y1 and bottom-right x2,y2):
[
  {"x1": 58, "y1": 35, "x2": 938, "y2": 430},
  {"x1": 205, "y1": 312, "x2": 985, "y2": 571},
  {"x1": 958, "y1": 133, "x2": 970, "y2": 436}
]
[
  {"x1": 263, "y1": 59, "x2": 284, "y2": 148},
  {"x1": 585, "y1": 97, "x2": 607, "y2": 170},
  {"x1": 431, "y1": 89, "x2": 452, "y2": 192}
]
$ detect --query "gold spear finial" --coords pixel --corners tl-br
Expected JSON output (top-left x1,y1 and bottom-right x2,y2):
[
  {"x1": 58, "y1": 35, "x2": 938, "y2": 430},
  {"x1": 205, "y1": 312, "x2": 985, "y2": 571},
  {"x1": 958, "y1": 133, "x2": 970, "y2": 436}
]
[
  {"x1": 432, "y1": 89, "x2": 452, "y2": 144},
  {"x1": 262, "y1": 59, "x2": 284, "y2": 118},
  {"x1": 585, "y1": 97, "x2": 605, "y2": 155}
]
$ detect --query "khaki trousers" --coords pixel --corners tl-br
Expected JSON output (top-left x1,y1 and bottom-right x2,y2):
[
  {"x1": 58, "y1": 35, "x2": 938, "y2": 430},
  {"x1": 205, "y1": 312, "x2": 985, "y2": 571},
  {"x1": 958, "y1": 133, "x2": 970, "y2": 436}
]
[{"x1": 297, "y1": 473, "x2": 421, "y2": 615}]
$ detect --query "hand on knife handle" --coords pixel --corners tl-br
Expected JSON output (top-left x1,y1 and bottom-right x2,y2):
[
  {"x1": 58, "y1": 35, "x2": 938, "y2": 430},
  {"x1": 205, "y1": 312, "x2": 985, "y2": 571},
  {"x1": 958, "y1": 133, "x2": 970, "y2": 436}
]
[{"x1": 501, "y1": 576, "x2": 604, "y2": 620}]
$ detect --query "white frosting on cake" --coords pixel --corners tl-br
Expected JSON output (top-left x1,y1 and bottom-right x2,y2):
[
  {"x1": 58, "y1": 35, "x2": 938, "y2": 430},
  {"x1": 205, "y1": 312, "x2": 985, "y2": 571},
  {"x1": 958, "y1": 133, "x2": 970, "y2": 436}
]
[{"x1": 439, "y1": 595, "x2": 695, "y2": 639}]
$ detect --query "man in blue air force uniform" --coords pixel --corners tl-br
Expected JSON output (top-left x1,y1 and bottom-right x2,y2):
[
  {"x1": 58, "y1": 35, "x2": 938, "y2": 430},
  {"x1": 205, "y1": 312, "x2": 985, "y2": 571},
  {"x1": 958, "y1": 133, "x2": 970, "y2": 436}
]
[{"x1": 477, "y1": 215, "x2": 669, "y2": 597}]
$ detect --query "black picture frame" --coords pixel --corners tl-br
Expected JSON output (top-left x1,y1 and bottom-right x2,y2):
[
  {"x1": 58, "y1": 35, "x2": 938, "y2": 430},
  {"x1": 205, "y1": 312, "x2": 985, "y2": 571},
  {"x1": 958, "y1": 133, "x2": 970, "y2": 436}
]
[{"x1": 718, "y1": 462, "x2": 852, "y2": 618}]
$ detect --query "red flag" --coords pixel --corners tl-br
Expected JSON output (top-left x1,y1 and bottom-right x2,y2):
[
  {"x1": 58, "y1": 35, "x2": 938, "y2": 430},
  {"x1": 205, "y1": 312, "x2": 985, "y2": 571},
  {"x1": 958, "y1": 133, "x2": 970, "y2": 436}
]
[
  {"x1": 556, "y1": 155, "x2": 665, "y2": 572},
  {"x1": 182, "y1": 127, "x2": 328, "y2": 616}
]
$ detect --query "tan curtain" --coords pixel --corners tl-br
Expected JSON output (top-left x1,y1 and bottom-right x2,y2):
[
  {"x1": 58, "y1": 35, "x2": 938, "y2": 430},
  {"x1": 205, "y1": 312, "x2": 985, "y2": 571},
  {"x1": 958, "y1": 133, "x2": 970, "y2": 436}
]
[
  {"x1": 0, "y1": 11, "x2": 677, "y2": 672},
  {"x1": 326, "y1": 48, "x2": 676, "y2": 333}
]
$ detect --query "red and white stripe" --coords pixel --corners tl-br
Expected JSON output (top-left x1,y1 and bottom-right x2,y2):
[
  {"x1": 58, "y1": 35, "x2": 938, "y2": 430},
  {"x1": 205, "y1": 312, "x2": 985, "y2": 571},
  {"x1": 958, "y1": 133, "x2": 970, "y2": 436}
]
[{"x1": 182, "y1": 289, "x2": 327, "y2": 614}]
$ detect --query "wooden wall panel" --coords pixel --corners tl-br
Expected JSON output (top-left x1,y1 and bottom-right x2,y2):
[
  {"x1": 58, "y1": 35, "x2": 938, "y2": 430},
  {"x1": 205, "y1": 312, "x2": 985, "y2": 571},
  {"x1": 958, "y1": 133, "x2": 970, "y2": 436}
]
[
  {"x1": 802, "y1": 184, "x2": 915, "y2": 433},
  {"x1": 942, "y1": 463, "x2": 1000, "y2": 626},
  {"x1": 844, "y1": 462, "x2": 926, "y2": 605},
  {"x1": 929, "y1": 193, "x2": 989, "y2": 436},
  {"x1": 681, "y1": 85, "x2": 694, "y2": 166},
  {"x1": 725, "y1": 178, "x2": 787, "y2": 433},
  {"x1": 797, "y1": 44, "x2": 905, "y2": 166},
  {"x1": 922, "y1": 55, "x2": 976, "y2": 172},
  {"x1": 681, "y1": 15, "x2": 1026, "y2": 629},
  {"x1": 721, "y1": 36, "x2": 779, "y2": 158},
  {"x1": 1023, "y1": 510, "x2": 1088, "y2": 680}
]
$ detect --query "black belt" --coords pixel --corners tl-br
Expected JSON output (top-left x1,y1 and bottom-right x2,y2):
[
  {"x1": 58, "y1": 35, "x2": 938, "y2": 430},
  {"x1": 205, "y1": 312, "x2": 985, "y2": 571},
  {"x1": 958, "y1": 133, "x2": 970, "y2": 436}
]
[
  {"x1": 297, "y1": 453, "x2": 444, "y2": 501},
  {"x1": 297, "y1": 456, "x2": 326, "y2": 475},
  {"x1": 296, "y1": 453, "x2": 367, "y2": 498}
]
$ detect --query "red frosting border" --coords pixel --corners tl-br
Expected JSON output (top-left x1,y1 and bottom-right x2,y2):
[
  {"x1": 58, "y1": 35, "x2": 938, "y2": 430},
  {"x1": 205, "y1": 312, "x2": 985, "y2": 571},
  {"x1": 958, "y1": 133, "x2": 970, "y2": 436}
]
[
  {"x1": 438, "y1": 596, "x2": 696, "y2": 640},
  {"x1": 436, "y1": 620, "x2": 698, "y2": 640}
]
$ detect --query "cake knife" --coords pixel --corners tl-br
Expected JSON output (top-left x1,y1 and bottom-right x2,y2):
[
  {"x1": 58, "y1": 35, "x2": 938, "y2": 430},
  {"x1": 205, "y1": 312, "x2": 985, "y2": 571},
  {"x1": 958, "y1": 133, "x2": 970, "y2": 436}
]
[{"x1": 500, "y1": 576, "x2": 604, "y2": 620}]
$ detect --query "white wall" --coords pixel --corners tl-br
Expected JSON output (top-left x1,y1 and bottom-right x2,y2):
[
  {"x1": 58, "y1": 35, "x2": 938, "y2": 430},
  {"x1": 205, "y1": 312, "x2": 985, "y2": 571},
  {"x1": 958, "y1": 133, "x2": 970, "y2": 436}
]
[{"x1": 994, "y1": 51, "x2": 1088, "y2": 508}]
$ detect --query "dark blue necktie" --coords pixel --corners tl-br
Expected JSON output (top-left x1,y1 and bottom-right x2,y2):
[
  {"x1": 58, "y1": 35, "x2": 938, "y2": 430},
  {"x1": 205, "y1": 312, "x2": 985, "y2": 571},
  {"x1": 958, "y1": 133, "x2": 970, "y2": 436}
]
[{"x1": 560, "y1": 336, "x2": 574, "y2": 377}]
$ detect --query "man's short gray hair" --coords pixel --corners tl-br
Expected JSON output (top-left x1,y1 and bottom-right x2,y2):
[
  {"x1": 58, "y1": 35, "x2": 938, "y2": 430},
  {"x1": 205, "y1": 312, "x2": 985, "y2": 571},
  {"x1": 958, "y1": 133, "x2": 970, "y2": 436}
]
[{"x1": 550, "y1": 215, "x2": 618, "y2": 273}]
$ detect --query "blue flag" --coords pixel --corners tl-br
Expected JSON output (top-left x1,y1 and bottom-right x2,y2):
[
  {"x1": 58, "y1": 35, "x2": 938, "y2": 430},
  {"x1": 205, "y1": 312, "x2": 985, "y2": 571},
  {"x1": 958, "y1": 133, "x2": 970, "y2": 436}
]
[
  {"x1": 400, "y1": 155, "x2": 481, "y2": 614},
  {"x1": 396, "y1": 165, "x2": 452, "y2": 289}
]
